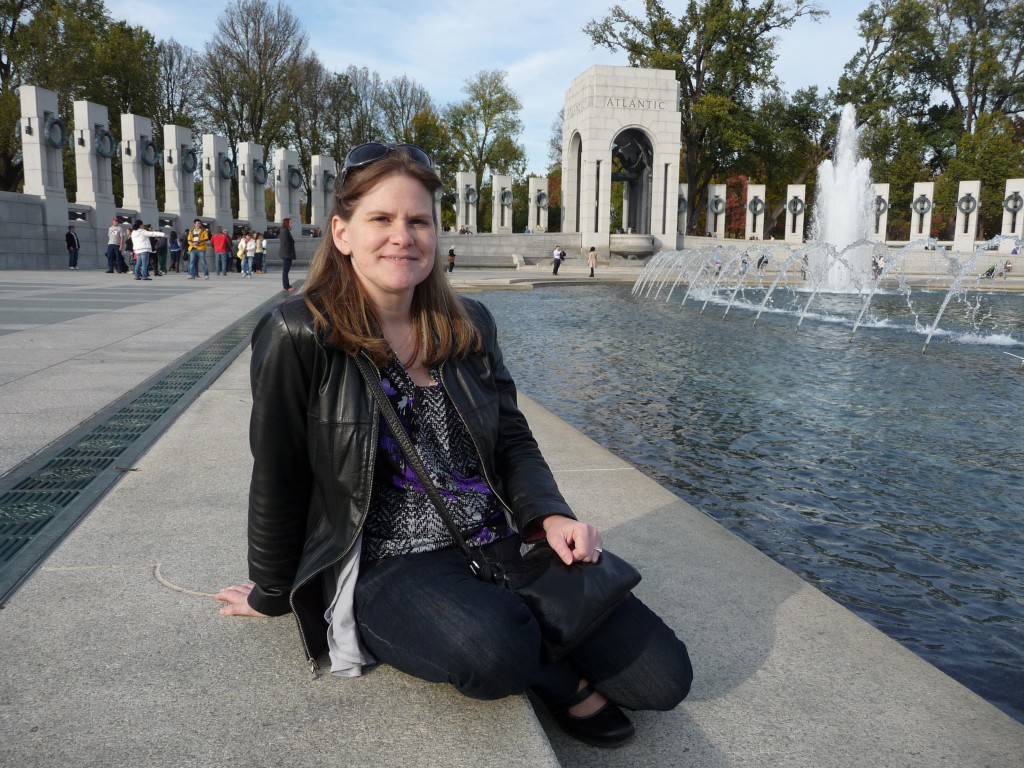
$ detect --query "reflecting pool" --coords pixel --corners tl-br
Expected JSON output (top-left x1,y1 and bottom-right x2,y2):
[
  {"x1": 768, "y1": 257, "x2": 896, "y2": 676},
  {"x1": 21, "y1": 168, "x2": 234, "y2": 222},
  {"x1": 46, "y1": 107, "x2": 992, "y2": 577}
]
[{"x1": 480, "y1": 283, "x2": 1024, "y2": 723}]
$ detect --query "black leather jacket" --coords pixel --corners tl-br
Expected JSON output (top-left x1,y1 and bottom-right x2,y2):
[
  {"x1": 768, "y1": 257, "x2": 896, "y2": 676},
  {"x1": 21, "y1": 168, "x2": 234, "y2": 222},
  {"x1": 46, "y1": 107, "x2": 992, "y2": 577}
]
[{"x1": 245, "y1": 295, "x2": 574, "y2": 668}]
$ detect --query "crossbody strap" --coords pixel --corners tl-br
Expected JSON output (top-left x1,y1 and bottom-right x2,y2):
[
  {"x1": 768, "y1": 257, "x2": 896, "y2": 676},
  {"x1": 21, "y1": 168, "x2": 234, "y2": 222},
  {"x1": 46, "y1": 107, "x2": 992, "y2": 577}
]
[{"x1": 353, "y1": 354, "x2": 495, "y2": 579}]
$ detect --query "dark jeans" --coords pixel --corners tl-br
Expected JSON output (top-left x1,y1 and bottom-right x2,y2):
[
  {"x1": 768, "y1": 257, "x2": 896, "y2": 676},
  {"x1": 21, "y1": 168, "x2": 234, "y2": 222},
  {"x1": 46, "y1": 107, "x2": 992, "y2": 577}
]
[
  {"x1": 106, "y1": 245, "x2": 119, "y2": 271},
  {"x1": 281, "y1": 257, "x2": 293, "y2": 289},
  {"x1": 552, "y1": 258, "x2": 561, "y2": 275},
  {"x1": 68, "y1": 248, "x2": 78, "y2": 268},
  {"x1": 354, "y1": 543, "x2": 693, "y2": 709}
]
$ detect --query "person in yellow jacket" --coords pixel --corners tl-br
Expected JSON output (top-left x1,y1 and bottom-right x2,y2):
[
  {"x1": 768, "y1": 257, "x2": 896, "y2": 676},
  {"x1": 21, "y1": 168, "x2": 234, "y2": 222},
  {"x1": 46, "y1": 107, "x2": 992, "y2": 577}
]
[{"x1": 187, "y1": 218, "x2": 210, "y2": 279}]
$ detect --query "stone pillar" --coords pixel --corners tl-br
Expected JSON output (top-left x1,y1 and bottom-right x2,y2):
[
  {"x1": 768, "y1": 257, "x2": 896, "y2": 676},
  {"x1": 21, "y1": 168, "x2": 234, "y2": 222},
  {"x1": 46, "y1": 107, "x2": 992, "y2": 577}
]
[
  {"x1": 72, "y1": 100, "x2": 116, "y2": 233},
  {"x1": 999, "y1": 179, "x2": 1023, "y2": 254},
  {"x1": 745, "y1": 183, "x2": 767, "y2": 240},
  {"x1": 202, "y1": 134, "x2": 234, "y2": 234},
  {"x1": 910, "y1": 181, "x2": 935, "y2": 241},
  {"x1": 310, "y1": 154, "x2": 337, "y2": 231},
  {"x1": 120, "y1": 114, "x2": 159, "y2": 226},
  {"x1": 706, "y1": 183, "x2": 726, "y2": 238},
  {"x1": 871, "y1": 183, "x2": 890, "y2": 242},
  {"x1": 527, "y1": 177, "x2": 549, "y2": 232},
  {"x1": 273, "y1": 147, "x2": 301, "y2": 225},
  {"x1": 952, "y1": 180, "x2": 981, "y2": 253},
  {"x1": 784, "y1": 184, "x2": 807, "y2": 244},
  {"x1": 237, "y1": 142, "x2": 268, "y2": 234},
  {"x1": 455, "y1": 171, "x2": 478, "y2": 233},
  {"x1": 163, "y1": 125, "x2": 198, "y2": 230},
  {"x1": 491, "y1": 174, "x2": 513, "y2": 234},
  {"x1": 20, "y1": 86, "x2": 69, "y2": 231}
]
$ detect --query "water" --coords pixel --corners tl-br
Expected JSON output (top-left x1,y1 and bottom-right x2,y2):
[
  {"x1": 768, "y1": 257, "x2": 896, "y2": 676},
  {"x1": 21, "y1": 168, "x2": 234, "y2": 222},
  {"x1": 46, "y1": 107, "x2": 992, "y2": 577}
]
[
  {"x1": 811, "y1": 103, "x2": 876, "y2": 292},
  {"x1": 479, "y1": 283, "x2": 1024, "y2": 723}
]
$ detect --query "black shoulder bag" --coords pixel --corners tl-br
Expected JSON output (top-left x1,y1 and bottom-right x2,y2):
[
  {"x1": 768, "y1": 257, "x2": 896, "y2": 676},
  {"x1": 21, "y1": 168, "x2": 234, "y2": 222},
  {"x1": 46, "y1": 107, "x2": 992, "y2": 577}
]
[{"x1": 354, "y1": 355, "x2": 641, "y2": 661}]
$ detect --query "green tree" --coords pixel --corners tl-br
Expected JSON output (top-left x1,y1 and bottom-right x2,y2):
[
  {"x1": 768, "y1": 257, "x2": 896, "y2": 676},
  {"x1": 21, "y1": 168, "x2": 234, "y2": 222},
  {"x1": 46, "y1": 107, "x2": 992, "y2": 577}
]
[
  {"x1": 936, "y1": 111, "x2": 1024, "y2": 238},
  {"x1": 585, "y1": 0, "x2": 826, "y2": 231},
  {"x1": 838, "y1": 0, "x2": 1024, "y2": 171},
  {"x1": 444, "y1": 69, "x2": 526, "y2": 195}
]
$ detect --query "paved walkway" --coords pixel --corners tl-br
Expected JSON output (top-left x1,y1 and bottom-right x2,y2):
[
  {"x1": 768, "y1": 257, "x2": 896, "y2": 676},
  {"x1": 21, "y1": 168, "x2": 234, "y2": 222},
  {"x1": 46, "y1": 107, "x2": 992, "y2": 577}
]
[{"x1": 1, "y1": 267, "x2": 1023, "y2": 767}]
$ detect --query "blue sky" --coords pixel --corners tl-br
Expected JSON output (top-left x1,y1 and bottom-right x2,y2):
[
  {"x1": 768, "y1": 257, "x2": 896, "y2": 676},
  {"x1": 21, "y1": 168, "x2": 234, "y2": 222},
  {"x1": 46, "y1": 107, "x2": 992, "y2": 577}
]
[{"x1": 107, "y1": 0, "x2": 866, "y2": 175}]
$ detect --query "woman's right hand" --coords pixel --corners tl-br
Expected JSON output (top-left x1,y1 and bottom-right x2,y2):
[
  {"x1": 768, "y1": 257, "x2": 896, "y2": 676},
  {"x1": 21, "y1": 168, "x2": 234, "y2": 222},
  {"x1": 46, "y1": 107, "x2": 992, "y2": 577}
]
[{"x1": 215, "y1": 581, "x2": 269, "y2": 617}]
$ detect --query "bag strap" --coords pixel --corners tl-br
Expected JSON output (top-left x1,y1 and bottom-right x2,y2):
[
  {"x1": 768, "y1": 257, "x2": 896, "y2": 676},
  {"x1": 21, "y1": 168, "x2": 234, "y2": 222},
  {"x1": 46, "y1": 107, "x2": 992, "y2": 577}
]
[{"x1": 353, "y1": 354, "x2": 497, "y2": 580}]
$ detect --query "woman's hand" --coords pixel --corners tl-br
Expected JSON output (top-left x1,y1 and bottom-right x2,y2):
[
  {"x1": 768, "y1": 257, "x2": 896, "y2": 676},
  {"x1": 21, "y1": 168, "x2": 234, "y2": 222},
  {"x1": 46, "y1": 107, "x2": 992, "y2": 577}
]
[
  {"x1": 215, "y1": 581, "x2": 269, "y2": 617},
  {"x1": 541, "y1": 515, "x2": 604, "y2": 565}
]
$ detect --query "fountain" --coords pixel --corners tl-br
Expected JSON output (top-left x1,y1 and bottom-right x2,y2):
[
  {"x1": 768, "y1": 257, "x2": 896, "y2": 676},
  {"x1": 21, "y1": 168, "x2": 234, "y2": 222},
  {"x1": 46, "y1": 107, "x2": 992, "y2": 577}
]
[{"x1": 633, "y1": 103, "x2": 1022, "y2": 351}]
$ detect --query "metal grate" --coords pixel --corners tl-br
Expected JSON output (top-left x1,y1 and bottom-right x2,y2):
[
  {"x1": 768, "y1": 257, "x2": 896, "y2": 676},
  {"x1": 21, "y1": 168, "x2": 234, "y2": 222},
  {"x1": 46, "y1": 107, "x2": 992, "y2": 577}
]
[{"x1": 0, "y1": 298, "x2": 276, "y2": 604}]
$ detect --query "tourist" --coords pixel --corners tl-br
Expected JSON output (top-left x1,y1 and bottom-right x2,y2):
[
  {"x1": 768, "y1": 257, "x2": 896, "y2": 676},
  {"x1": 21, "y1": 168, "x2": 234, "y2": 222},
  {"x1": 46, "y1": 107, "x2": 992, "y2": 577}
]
[
  {"x1": 105, "y1": 217, "x2": 123, "y2": 273},
  {"x1": 552, "y1": 245, "x2": 563, "y2": 275},
  {"x1": 253, "y1": 233, "x2": 266, "y2": 273},
  {"x1": 242, "y1": 232, "x2": 255, "y2": 277},
  {"x1": 587, "y1": 245, "x2": 597, "y2": 277},
  {"x1": 280, "y1": 217, "x2": 296, "y2": 291},
  {"x1": 168, "y1": 230, "x2": 182, "y2": 273},
  {"x1": 65, "y1": 225, "x2": 80, "y2": 270},
  {"x1": 756, "y1": 253, "x2": 768, "y2": 275},
  {"x1": 212, "y1": 227, "x2": 231, "y2": 276},
  {"x1": 447, "y1": 245, "x2": 456, "y2": 272},
  {"x1": 215, "y1": 142, "x2": 692, "y2": 748},
  {"x1": 187, "y1": 219, "x2": 210, "y2": 280},
  {"x1": 1003, "y1": 259, "x2": 1012, "y2": 277},
  {"x1": 129, "y1": 220, "x2": 166, "y2": 280}
]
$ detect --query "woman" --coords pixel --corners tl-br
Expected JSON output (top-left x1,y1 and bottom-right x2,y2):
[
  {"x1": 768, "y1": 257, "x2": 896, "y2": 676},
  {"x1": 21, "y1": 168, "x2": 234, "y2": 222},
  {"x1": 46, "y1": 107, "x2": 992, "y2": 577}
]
[
  {"x1": 216, "y1": 143, "x2": 692, "y2": 747},
  {"x1": 587, "y1": 245, "x2": 597, "y2": 277},
  {"x1": 168, "y1": 230, "x2": 182, "y2": 273},
  {"x1": 253, "y1": 233, "x2": 266, "y2": 273},
  {"x1": 242, "y1": 233, "x2": 255, "y2": 277}
]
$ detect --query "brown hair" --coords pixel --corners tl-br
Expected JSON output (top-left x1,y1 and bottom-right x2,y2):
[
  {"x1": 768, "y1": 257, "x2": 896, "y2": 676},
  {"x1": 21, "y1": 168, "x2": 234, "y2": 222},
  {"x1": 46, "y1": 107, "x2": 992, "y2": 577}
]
[{"x1": 303, "y1": 147, "x2": 481, "y2": 367}]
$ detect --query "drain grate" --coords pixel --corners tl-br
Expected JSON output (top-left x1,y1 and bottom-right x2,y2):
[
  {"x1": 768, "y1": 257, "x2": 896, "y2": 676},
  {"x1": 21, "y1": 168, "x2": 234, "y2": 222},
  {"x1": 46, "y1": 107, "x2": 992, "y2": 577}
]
[{"x1": 0, "y1": 294, "x2": 282, "y2": 605}]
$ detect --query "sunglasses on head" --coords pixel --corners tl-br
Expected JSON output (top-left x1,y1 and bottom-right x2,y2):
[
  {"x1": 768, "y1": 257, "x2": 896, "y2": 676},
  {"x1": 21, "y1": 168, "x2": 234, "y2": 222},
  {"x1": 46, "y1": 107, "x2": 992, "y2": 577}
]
[{"x1": 335, "y1": 142, "x2": 435, "y2": 192}]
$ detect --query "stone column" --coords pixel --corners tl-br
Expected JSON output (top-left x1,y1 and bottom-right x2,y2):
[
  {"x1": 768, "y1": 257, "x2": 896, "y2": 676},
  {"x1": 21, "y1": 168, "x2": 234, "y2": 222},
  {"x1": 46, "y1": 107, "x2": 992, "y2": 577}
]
[
  {"x1": 999, "y1": 179, "x2": 1023, "y2": 254},
  {"x1": 237, "y1": 142, "x2": 268, "y2": 234},
  {"x1": 871, "y1": 183, "x2": 890, "y2": 242},
  {"x1": 20, "y1": 86, "x2": 69, "y2": 231},
  {"x1": 952, "y1": 180, "x2": 981, "y2": 254},
  {"x1": 491, "y1": 174, "x2": 513, "y2": 234},
  {"x1": 202, "y1": 134, "x2": 234, "y2": 234},
  {"x1": 784, "y1": 184, "x2": 807, "y2": 244},
  {"x1": 72, "y1": 100, "x2": 116, "y2": 232},
  {"x1": 745, "y1": 183, "x2": 767, "y2": 240},
  {"x1": 121, "y1": 114, "x2": 159, "y2": 226},
  {"x1": 706, "y1": 183, "x2": 726, "y2": 238},
  {"x1": 273, "y1": 147, "x2": 301, "y2": 225},
  {"x1": 455, "y1": 171, "x2": 478, "y2": 233},
  {"x1": 310, "y1": 154, "x2": 337, "y2": 231},
  {"x1": 163, "y1": 125, "x2": 198, "y2": 230},
  {"x1": 910, "y1": 182, "x2": 935, "y2": 241},
  {"x1": 527, "y1": 177, "x2": 549, "y2": 232}
]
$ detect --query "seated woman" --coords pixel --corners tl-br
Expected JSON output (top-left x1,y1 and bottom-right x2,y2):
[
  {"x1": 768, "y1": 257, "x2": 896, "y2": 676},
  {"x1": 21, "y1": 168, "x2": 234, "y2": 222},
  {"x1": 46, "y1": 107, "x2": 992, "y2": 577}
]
[{"x1": 216, "y1": 143, "x2": 692, "y2": 748}]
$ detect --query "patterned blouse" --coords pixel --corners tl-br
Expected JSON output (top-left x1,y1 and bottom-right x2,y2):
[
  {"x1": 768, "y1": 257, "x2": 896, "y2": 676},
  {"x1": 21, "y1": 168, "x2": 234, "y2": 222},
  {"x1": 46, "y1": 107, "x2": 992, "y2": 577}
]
[{"x1": 361, "y1": 357, "x2": 510, "y2": 562}]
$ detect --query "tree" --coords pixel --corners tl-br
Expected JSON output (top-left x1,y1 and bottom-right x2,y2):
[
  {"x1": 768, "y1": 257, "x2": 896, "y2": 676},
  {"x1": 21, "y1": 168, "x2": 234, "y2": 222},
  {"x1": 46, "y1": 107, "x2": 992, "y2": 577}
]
[
  {"x1": 154, "y1": 39, "x2": 202, "y2": 134},
  {"x1": 379, "y1": 74, "x2": 433, "y2": 144},
  {"x1": 585, "y1": 0, "x2": 826, "y2": 231},
  {"x1": 337, "y1": 66, "x2": 385, "y2": 149},
  {"x1": 285, "y1": 53, "x2": 339, "y2": 221},
  {"x1": 444, "y1": 69, "x2": 526, "y2": 194},
  {"x1": 838, "y1": 0, "x2": 1024, "y2": 171},
  {"x1": 197, "y1": 0, "x2": 307, "y2": 156}
]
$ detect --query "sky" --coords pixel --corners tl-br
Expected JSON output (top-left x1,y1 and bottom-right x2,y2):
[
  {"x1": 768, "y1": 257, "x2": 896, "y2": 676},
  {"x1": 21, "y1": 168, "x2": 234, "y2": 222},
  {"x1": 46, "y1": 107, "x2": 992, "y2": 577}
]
[{"x1": 106, "y1": 0, "x2": 867, "y2": 175}]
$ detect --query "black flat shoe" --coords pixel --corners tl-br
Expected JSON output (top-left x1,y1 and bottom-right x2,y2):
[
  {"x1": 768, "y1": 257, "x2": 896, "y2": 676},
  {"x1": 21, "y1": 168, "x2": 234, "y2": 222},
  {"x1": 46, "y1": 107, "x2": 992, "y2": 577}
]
[{"x1": 550, "y1": 685, "x2": 635, "y2": 748}]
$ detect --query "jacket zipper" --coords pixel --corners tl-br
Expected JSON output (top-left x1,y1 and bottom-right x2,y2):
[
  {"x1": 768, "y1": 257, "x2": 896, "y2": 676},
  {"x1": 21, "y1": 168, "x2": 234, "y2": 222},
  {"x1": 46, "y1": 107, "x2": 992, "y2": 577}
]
[{"x1": 287, "y1": 350, "x2": 380, "y2": 679}]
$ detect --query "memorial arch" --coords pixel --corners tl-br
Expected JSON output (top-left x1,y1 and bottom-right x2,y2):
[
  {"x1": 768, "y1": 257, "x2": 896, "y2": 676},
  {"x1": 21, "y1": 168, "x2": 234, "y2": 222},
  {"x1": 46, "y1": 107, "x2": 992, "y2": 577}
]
[{"x1": 562, "y1": 66, "x2": 682, "y2": 256}]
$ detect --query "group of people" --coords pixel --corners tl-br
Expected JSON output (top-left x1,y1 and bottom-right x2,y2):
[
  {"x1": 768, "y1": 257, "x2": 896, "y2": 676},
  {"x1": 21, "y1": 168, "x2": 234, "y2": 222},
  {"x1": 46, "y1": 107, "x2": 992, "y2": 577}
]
[{"x1": 99, "y1": 216, "x2": 298, "y2": 291}]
